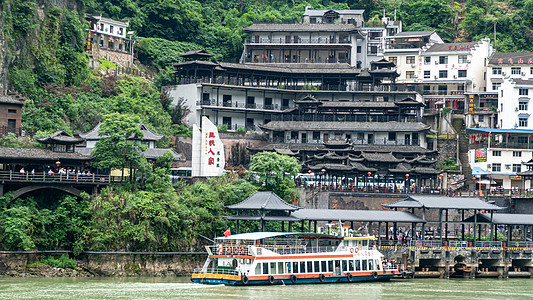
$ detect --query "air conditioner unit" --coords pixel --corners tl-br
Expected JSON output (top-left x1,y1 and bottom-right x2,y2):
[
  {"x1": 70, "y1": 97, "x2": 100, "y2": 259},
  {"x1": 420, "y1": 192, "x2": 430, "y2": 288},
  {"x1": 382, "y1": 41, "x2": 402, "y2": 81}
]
[
  {"x1": 522, "y1": 72, "x2": 526, "y2": 76},
  {"x1": 515, "y1": 107, "x2": 519, "y2": 111},
  {"x1": 502, "y1": 72, "x2": 506, "y2": 76},
  {"x1": 435, "y1": 61, "x2": 439, "y2": 65},
  {"x1": 434, "y1": 75, "x2": 438, "y2": 79},
  {"x1": 413, "y1": 75, "x2": 418, "y2": 78},
  {"x1": 411, "y1": 64, "x2": 415, "y2": 68},
  {"x1": 505, "y1": 164, "x2": 511, "y2": 170},
  {"x1": 467, "y1": 60, "x2": 471, "y2": 64},
  {"x1": 487, "y1": 164, "x2": 492, "y2": 169},
  {"x1": 453, "y1": 75, "x2": 457, "y2": 79}
]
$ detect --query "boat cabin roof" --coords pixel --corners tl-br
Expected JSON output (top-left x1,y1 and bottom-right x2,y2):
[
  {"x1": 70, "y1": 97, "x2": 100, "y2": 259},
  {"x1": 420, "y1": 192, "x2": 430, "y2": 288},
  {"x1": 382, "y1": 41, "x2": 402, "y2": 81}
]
[{"x1": 215, "y1": 232, "x2": 374, "y2": 241}]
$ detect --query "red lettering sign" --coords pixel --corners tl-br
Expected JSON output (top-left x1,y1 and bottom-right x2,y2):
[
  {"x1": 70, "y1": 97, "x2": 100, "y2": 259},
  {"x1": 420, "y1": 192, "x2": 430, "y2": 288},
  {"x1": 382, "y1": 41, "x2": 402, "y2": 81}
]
[
  {"x1": 209, "y1": 140, "x2": 215, "y2": 146},
  {"x1": 208, "y1": 149, "x2": 215, "y2": 155},
  {"x1": 209, "y1": 132, "x2": 215, "y2": 138},
  {"x1": 498, "y1": 58, "x2": 503, "y2": 64},
  {"x1": 208, "y1": 157, "x2": 214, "y2": 165}
]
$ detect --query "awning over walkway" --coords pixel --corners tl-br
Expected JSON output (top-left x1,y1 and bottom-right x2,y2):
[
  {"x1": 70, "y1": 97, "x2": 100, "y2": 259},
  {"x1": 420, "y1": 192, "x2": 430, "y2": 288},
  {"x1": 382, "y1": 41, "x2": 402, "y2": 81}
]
[
  {"x1": 463, "y1": 213, "x2": 533, "y2": 225},
  {"x1": 382, "y1": 195, "x2": 504, "y2": 211},
  {"x1": 291, "y1": 209, "x2": 425, "y2": 223}
]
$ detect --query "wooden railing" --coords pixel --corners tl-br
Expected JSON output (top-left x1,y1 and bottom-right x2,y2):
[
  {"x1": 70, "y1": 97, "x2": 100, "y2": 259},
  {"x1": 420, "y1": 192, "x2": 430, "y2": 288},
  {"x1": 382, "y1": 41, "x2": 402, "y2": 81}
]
[{"x1": 0, "y1": 170, "x2": 122, "y2": 184}]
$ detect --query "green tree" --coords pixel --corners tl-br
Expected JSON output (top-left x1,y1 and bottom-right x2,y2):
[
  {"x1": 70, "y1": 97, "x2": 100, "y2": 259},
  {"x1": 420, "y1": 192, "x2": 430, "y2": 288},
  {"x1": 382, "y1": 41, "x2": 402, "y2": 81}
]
[
  {"x1": 249, "y1": 152, "x2": 301, "y2": 201},
  {"x1": 91, "y1": 113, "x2": 147, "y2": 178}
]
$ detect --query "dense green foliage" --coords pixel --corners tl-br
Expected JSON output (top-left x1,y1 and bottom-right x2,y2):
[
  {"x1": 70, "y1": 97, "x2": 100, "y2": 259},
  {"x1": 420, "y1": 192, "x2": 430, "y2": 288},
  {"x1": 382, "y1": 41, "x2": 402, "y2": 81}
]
[
  {"x1": 0, "y1": 175, "x2": 256, "y2": 252},
  {"x1": 249, "y1": 152, "x2": 301, "y2": 202}
]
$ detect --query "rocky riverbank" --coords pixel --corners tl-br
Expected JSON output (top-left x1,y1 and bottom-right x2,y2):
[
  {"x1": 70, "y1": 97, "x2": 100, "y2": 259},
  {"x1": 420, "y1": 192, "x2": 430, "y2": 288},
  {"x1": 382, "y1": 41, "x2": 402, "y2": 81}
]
[{"x1": 0, "y1": 252, "x2": 204, "y2": 277}]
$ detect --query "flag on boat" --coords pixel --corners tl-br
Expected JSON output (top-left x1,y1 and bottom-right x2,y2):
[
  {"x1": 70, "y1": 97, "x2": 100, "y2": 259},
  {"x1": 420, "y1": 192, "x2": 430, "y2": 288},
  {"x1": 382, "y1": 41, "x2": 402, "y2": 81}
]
[{"x1": 223, "y1": 228, "x2": 231, "y2": 237}]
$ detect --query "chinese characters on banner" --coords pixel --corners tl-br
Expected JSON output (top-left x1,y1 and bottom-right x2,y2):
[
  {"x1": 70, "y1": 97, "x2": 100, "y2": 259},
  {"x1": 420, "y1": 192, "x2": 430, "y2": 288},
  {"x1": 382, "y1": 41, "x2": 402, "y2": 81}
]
[
  {"x1": 475, "y1": 148, "x2": 487, "y2": 163},
  {"x1": 468, "y1": 94, "x2": 474, "y2": 114},
  {"x1": 191, "y1": 116, "x2": 225, "y2": 177}
]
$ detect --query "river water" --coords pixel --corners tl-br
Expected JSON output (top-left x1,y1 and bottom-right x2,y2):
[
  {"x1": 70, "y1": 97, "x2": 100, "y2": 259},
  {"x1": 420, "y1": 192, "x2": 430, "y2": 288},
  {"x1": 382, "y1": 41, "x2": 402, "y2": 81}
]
[{"x1": 1, "y1": 277, "x2": 532, "y2": 299}]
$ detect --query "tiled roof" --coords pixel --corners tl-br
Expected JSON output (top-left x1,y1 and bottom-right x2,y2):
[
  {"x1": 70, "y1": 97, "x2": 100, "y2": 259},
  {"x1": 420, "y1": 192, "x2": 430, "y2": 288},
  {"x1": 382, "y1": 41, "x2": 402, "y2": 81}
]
[
  {"x1": 226, "y1": 191, "x2": 300, "y2": 211},
  {"x1": 392, "y1": 31, "x2": 435, "y2": 38},
  {"x1": 36, "y1": 130, "x2": 84, "y2": 145},
  {"x1": 304, "y1": 9, "x2": 365, "y2": 17},
  {"x1": 260, "y1": 121, "x2": 430, "y2": 132},
  {"x1": 80, "y1": 122, "x2": 163, "y2": 141},
  {"x1": 488, "y1": 52, "x2": 533, "y2": 65},
  {"x1": 424, "y1": 42, "x2": 477, "y2": 54},
  {"x1": 0, "y1": 147, "x2": 91, "y2": 160},
  {"x1": 243, "y1": 23, "x2": 360, "y2": 32},
  {"x1": 0, "y1": 94, "x2": 24, "y2": 105}
]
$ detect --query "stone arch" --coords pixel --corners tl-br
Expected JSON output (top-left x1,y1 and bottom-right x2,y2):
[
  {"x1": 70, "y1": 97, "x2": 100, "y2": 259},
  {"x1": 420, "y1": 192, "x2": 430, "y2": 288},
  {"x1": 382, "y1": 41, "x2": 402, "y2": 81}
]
[{"x1": 11, "y1": 185, "x2": 83, "y2": 201}]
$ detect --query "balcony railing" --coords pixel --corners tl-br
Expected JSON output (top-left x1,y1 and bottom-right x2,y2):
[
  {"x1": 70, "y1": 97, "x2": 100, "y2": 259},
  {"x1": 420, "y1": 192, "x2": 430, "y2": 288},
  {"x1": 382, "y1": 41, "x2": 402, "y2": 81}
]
[
  {"x1": 243, "y1": 57, "x2": 350, "y2": 64},
  {"x1": 470, "y1": 141, "x2": 533, "y2": 150},
  {"x1": 246, "y1": 38, "x2": 352, "y2": 45},
  {"x1": 271, "y1": 114, "x2": 421, "y2": 123},
  {"x1": 422, "y1": 90, "x2": 466, "y2": 96},
  {"x1": 0, "y1": 170, "x2": 119, "y2": 184},
  {"x1": 0, "y1": 126, "x2": 36, "y2": 138},
  {"x1": 197, "y1": 100, "x2": 284, "y2": 111},
  {"x1": 272, "y1": 137, "x2": 420, "y2": 146}
]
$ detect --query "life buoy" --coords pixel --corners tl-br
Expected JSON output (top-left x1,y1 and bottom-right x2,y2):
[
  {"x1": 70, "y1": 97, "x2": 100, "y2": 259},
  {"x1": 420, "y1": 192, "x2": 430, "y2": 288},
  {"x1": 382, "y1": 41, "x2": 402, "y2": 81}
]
[
  {"x1": 354, "y1": 247, "x2": 359, "y2": 254},
  {"x1": 268, "y1": 275, "x2": 275, "y2": 284},
  {"x1": 241, "y1": 275, "x2": 249, "y2": 285},
  {"x1": 233, "y1": 247, "x2": 239, "y2": 254},
  {"x1": 257, "y1": 248, "x2": 262, "y2": 255},
  {"x1": 319, "y1": 274, "x2": 325, "y2": 283},
  {"x1": 347, "y1": 273, "x2": 353, "y2": 282},
  {"x1": 290, "y1": 274, "x2": 297, "y2": 284},
  {"x1": 372, "y1": 271, "x2": 378, "y2": 279},
  {"x1": 226, "y1": 247, "x2": 232, "y2": 254},
  {"x1": 217, "y1": 245, "x2": 223, "y2": 254},
  {"x1": 239, "y1": 247, "x2": 245, "y2": 254},
  {"x1": 350, "y1": 248, "x2": 354, "y2": 253}
]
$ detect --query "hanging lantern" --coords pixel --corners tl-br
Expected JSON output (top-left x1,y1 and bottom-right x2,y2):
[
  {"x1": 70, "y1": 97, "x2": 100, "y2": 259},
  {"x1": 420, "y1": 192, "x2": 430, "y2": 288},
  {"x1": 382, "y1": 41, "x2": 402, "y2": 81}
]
[
  {"x1": 56, "y1": 161, "x2": 61, "y2": 167},
  {"x1": 507, "y1": 133, "x2": 510, "y2": 137},
  {"x1": 516, "y1": 175, "x2": 520, "y2": 180},
  {"x1": 308, "y1": 169, "x2": 312, "y2": 174},
  {"x1": 472, "y1": 177, "x2": 476, "y2": 181},
  {"x1": 321, "y1": 168, "x2": 326, "y2": 173},
  {"x1": 489, "y1": 133, "x2": 492, "y2": 137},
  {"x1": 367, "y1": 171, "x2": 372, "y2": 176},
  {"x1": 529, "y1": 135, "x2": 531, "y2": 138},
  {"x1": 439, "y1": 174, "x2": 444, "y2": 177},
  {"x1": 405, "y1": 174, "x2": 410, "y2": 178}
]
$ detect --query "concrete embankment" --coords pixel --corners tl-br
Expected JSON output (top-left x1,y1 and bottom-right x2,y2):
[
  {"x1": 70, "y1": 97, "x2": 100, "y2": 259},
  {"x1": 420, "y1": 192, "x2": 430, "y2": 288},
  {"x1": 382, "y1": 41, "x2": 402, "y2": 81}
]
[{"x1": 0, "y1": 251, "x2": 205, "y2": 277}]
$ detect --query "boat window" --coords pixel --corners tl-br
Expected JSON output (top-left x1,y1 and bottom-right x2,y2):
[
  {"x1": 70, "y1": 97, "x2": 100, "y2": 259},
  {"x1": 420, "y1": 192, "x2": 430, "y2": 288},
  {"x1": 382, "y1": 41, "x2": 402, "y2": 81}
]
[
  {"x1": 263, "y1": 263, "x2": 269, "y2": 275},
  {"x1": 314, "y1": 261, "x2": 320, "y2": 273},
  {"x1": 375, "y1": 259, "x2": 381, "y2": 270},
  {"x1": 355, "y1": 260, "x2": 361, "y2": 271},
  {"x1": 293, "y1": 261, "x2": 299, "y2": 273},
  {"x1": 363, "y1": 240, "x2": 368, "y2": 247},
  {"x1": 321, "y1": 261, "x2": 327, "y2": 273},
  {"x1": 362, "y1": 259, "x2": 368, "y2": 271},
  {"x1": 342, "y1": 260, "x2": 347, "y2": 272},
  {"x1": 300, "y1": 261, "x2": 306, "y2": 273},
  {"x1": 368, "y1": 259, "x2": 374, "y2": 271},
  {"x1": 255, "y1": 263, "x2": 261, "y2": 275},
  {"x1": 270, "y1": 262, "x2": 276, "y2": 274},
  {"x1": 349, "y1": 260, "x2": 354, "y2": 271},
  {"x1": 278, "y1": 262, "x2": 284, "y2": 274},
  {"x1": 328, "y1": 261, "x2": 333, "y2": 273},
  {"x1": 307, "y1": 261, "x2": 313, "y2": 273},
  {"x1": 286, "y1": 262, "x2": 291, "y2": 273}
]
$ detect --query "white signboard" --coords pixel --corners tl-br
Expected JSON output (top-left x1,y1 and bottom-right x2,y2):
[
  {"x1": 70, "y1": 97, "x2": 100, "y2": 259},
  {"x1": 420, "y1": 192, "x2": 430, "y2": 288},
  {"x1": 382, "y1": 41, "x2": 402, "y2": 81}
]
[{"x1": 192, "y1": 116, "x2": 225, "y2": 177}]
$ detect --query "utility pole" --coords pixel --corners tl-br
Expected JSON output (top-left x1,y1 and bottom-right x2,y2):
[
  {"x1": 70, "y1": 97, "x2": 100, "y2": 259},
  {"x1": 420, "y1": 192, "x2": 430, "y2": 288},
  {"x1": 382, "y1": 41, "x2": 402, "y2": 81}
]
[{"x1": 493, "y1": 22, "x2": 497, "y2": 51}]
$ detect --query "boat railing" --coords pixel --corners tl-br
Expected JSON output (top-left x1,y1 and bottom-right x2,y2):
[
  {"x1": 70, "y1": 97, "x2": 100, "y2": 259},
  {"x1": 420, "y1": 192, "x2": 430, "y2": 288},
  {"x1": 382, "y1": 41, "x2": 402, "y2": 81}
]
[
  {"x1": 193, "y1": 268, "x2": 240, "y2": 276},
  {"x1": 261, "y1": 245, "x2": 339, "y2": 255}
]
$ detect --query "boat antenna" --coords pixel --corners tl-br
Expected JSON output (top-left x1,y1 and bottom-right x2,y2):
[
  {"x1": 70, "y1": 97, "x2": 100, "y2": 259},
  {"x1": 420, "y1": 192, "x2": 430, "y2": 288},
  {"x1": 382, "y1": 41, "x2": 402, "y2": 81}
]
[{"x1": 199, "y1": 234, "x2": 216, "y2": 243}]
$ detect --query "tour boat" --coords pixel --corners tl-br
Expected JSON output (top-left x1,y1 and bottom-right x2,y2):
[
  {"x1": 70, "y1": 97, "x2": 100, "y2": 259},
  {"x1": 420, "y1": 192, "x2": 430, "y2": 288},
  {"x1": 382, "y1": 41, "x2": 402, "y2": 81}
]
[{"x1": 191, "y1": 230, "x2": 400, "y2": 285}]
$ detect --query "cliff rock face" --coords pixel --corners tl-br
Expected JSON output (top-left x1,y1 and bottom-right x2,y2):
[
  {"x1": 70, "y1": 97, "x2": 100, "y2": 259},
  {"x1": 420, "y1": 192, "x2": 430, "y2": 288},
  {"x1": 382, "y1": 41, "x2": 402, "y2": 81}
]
[{"x1": 0, "y1": 0, "x2": 82, "y2": 94}]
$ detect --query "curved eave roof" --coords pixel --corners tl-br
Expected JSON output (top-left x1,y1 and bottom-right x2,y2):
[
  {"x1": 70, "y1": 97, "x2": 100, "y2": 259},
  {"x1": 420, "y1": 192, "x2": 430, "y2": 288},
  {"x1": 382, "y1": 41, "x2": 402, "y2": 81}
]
[
  {"x1": 226, "y1": 191, "x2": 301, "y2": 211},
  {"x1": 292, "y1": 209, "x2": 425, "y2": 223}
]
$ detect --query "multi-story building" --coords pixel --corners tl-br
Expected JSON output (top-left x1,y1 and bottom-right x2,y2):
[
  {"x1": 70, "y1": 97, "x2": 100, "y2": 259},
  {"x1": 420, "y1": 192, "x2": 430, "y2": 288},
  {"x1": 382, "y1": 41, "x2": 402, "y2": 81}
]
[
  {"x1": 241, "y1": 7, "x2": 402, "y2": 68},
  {"x1": 86, "y1": 14, "x2": 135, "y2": 67},
  {"x1": 170, "y1": 50, "x2": 410, "y2": 131}
]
